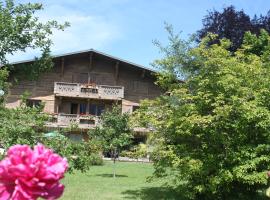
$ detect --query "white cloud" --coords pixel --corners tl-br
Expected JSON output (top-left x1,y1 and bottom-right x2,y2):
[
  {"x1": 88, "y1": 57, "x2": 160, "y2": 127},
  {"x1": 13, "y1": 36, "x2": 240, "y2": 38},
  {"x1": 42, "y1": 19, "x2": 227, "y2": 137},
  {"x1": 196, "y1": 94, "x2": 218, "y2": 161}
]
[
  {"x1": 8, "y1": 2, "x2": 123, "y2": 62},
  {"x1": 49, "y1": 14, "x2": 122, "y2": 52}
]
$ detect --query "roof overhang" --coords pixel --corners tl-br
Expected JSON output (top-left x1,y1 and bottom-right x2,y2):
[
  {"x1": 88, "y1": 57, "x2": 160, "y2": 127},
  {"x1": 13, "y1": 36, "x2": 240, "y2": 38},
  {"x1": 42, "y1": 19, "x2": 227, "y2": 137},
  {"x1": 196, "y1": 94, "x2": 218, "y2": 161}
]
[{"x1": 8, "y1": 48, "x2": 157, "y2": 74}]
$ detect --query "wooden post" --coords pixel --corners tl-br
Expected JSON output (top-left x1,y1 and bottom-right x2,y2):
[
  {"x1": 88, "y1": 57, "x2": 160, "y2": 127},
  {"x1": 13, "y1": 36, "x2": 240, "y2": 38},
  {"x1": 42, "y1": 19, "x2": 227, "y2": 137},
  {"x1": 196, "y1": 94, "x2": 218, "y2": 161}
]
[
  {"x1": 86, "y1": 99, "x2": 90, "y2": 114},
  {"x1": 141, "y1": 69, "x2": 146, "y2": 79},
  {"x1": 56, "y1": 101, "x2": 59, "y2": 114},
  {"x1": 88, "y1": 52, "x2": 93, "y2": 84},
  {"x1": 56, "y1": 97, "x2": 62, "y2": 113},
  {"x1": 77, "y1": 103, "x2": 80, "y2": 115},
  {"x1": 115, "y1": 61, "x2": 119, "y2": 84},
  {"x1": 61, "y1": 57, "x2": 65, "y2": 78}
]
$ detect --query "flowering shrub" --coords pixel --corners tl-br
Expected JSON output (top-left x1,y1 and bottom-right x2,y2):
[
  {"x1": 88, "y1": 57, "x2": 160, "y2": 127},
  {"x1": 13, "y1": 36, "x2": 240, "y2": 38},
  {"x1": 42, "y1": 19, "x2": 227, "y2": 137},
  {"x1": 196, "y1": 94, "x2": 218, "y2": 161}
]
[{"x1": 0, "y1": 144, "x2": 68, "y2": 200}]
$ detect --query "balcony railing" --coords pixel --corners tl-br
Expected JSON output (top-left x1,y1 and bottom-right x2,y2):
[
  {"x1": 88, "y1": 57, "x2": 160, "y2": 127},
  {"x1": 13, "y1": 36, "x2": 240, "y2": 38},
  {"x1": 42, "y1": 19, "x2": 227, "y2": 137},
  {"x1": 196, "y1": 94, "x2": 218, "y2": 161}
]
[
  {"x1": 45, "y1": 114, "x2": 152, "y2": 133},
  {"x1": 46, "y1": 113, "x2": 100, "y2": 129},
  {"x1": 54, "y1": 82, "x2": 124, "y2": 99}
]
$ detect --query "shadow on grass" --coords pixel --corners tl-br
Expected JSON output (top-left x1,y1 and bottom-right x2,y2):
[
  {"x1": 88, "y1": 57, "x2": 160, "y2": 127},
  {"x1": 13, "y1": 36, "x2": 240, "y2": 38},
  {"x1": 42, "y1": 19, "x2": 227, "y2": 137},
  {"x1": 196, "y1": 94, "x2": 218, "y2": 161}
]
[
  {"x1": 122, "y1": 186, "x2": 183, "y2": 200},
  {"x1": 95, "y1": 173, "x2": 128, "y2": 178}
]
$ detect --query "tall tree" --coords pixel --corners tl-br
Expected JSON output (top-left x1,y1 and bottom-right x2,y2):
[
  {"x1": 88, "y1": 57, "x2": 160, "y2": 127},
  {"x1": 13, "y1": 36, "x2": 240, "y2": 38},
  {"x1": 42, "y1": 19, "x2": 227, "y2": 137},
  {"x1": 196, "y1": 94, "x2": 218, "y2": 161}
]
[
  {"x1": 151, "y1": 23, "x2": 194, "y2": 90},
  {"x1": 0, "y1": 0, "x2": 69, "y2": 96},
  {"x1": 197, "y1": 6, "x2": 270, "y2": 52},
  {"x1": 0, "y1": 0, "x2": 69, "y2": 64},
  {"x1": 89, "y1": 106, "x2": 132, "y2": 178},
  {"x1": 135, "y1": 32, "x2": 270, "y2": 199},
  {"x1": 0, "y1": 1, "x2": 102, "y2": 173}
]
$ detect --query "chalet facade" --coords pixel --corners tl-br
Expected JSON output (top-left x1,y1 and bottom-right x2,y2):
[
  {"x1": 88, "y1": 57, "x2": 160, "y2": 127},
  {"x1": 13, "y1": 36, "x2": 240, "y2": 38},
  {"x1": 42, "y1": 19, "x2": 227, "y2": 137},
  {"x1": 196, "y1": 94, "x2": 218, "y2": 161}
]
[{"x1": 6, "y1": 49, "x2": 161, "y2": 135}]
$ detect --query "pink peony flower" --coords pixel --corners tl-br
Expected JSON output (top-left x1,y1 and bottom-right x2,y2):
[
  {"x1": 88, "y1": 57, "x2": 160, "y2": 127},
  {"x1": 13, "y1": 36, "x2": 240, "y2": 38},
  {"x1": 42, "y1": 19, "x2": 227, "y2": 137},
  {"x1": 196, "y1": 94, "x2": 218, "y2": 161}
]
[{"x1": 0, "y1": 144, "x2": 68, "y2": 200}]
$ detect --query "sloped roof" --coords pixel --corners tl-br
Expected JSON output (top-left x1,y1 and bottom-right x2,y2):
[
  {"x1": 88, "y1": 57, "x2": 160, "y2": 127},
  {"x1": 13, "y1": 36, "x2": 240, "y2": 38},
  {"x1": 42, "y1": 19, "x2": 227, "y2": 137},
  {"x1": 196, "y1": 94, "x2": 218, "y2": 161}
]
[{"x1": 10, "y1": 48, "x2": 157, "y2": 73}]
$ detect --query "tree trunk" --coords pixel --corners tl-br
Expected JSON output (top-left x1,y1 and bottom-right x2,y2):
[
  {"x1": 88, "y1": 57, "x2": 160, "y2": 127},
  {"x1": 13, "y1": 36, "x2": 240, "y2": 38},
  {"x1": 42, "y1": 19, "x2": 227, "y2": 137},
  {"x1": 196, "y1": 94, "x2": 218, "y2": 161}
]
[
  {"x1": 111, "y1": 149, "x2": 116, "y2": 178},
  {"x1": 113, "y1": 156, "x2": 116, "y2": 178}
]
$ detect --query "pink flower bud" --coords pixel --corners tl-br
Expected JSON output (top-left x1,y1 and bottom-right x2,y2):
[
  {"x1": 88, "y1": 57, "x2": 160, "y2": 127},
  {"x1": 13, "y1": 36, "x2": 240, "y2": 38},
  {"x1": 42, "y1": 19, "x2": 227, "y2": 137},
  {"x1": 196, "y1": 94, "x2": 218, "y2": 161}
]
[{"x1": 0, "y1": 144, "x2": 68, "y2": 200}]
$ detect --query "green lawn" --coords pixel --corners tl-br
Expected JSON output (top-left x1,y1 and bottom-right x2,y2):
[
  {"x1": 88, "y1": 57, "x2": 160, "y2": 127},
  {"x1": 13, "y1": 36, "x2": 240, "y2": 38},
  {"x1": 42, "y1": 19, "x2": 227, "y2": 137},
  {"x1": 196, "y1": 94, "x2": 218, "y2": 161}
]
[{"x1": 60, "y1": 161, "x2": 179, "y2": 200}]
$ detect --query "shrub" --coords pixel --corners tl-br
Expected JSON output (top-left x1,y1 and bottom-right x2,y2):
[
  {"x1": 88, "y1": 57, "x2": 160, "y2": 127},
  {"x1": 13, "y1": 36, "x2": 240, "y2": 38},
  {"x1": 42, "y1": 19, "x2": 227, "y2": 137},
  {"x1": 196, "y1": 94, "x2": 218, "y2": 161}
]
[
  {"x1": 89, "y1": 153, "x2": 103, "y2": 166},
  {"x1": 120, "y1": 143, "x2": 148, "y2": 159},
  {"x1": 40, "y1": 136, "x2": 103, "y2": 172}
]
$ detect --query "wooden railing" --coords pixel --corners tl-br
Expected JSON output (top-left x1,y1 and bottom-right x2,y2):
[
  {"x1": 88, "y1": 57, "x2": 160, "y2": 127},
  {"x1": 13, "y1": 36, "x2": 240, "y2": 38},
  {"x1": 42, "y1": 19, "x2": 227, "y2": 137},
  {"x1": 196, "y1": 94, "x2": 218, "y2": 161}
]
[
  {"x1": 47, "y1": 113, "x2": 100, "y2": 129},
  {"x1": 54, "y1": 82, "x2": 124, "y2": 99},
  {"x1": 46, "y1": 114, "x2": 151, "y2": 133}
]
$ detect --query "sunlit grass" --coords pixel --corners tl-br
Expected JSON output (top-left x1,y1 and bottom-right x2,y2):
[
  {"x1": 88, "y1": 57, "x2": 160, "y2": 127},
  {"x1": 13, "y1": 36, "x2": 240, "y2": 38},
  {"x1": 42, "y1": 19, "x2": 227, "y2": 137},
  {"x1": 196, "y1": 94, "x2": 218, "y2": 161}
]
[{"x1": 61, "y1": 161, "x2": 171, "y2": 200}]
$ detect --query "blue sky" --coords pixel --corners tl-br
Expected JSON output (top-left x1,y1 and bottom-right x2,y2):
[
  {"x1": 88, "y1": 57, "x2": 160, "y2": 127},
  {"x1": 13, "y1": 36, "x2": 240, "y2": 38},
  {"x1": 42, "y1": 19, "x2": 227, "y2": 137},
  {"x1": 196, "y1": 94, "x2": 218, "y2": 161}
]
[{"x1": 11, "y1": 0, "x2": 270, "y2": 68}]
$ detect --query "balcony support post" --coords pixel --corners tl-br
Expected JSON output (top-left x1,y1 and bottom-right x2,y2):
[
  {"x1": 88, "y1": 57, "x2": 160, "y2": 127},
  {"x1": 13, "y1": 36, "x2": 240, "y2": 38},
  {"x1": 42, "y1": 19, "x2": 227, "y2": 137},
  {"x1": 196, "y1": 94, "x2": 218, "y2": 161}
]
[
  {"x1": 86, "y1": 99, "x2": 90, "y2": 115},
  {"x1": 77, "y1": 103, "x2": 80, "y2": 115},
  {"x1": 115, "y1": 61, "x2": 119, "y2": 84},
  {"x1": 56, "y1": 97, "x2": 62, "y2": 113}
]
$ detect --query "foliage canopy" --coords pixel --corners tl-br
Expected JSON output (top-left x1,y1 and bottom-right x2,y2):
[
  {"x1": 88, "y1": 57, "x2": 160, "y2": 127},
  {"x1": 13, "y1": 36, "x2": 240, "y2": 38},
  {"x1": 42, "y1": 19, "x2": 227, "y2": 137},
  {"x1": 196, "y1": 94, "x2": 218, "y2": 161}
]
[
  {"x1": 197, "y1": 6, "x2": 270, "y2": 52},
  {"x1": 89, "y1": 105, "x2": 133, "y2": 177},
  {"x1": 0, "y1": 0, "x2": 69, "y2": 86},
  {"x1": 89, "y1": 106, "x2": 133, "y2": 158},
  {"x1": 135, "y1": 30, "x2": 270, "y2": 199}
]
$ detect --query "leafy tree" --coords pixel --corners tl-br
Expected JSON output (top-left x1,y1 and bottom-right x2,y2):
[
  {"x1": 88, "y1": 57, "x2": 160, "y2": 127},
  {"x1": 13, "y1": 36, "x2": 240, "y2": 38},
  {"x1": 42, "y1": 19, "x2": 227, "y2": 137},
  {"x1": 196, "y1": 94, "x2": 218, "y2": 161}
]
[
  {"x1": 0, "y1": 105, "x2": 47, "y2": 148},
  {"x1": 197, "y1": 6, "x2": 270, "y2": 52},
  {"x1": 242, "y1": 29, "x2": 270, "y2": 59},
  {"x1": 0, "y1": 102, "x2": 103, "y2": 172},
  {"x1": 0, "y1": 0, "x2": 101, "y2": 173},
  {"x1": 135, "y1": 31, "x2": 270, "y2": 199},
  {"x1": 0, "y1": 0, "x2": 68, "y2": 64},
  {"x1": 0, "y1": 0, "x2": 68, "y2": 142},
  {"x1": 89, "y1": 105, "x2": 133, "y2": 178},
  {"x1": 152, "y1": 23, "x2": 194, "y2": 89},
  {"x1": 0, "y1": 68, "x2": 9, "y2": 104},
  {"x1": 0, "y1": 0, "x2": 69, "y2": 93}
]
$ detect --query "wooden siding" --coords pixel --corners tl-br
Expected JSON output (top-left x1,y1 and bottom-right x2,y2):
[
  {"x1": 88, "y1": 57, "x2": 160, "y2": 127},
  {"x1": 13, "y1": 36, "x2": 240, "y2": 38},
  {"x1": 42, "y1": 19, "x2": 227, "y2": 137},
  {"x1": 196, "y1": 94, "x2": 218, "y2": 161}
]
[{"x1": 6, "y1": 52, "x2": 161, "y2": 116}]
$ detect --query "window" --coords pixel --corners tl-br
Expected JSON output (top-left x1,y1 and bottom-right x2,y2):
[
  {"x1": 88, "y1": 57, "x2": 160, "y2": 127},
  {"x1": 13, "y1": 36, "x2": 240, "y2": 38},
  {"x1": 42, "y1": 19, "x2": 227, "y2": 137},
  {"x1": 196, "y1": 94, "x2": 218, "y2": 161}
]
[
  {"x1": 70, "y1": 103, "x2": 78, "y2": 114},
  {"x1": 89, "y1": 104, "x2": 96, "y2": 115},
  {"x1": 97, "y1": 105, "x2": 105, "y2": 116},
  {"x1": 79, "y1": 103, "x2": 87, "y2": 115},
  {"x1": 132, "y1": 106, "x2": 140, "y2": 112},
  {"x1": 26, "y1": 99, "x2": 41, "y2": 108},
  {"x1": 89, "y1": 104, "x2": 105, "y2": 116}
]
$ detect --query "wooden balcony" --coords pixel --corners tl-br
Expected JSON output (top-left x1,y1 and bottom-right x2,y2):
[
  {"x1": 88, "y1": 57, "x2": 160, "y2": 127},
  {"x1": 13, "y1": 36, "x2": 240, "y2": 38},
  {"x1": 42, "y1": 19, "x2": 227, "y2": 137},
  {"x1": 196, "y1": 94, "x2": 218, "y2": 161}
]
[
  {"x1": 46, "y1": 113, "x2": 100, "y2": 130},
  {"x1": 54, "y1": 82, "x2": 124, "y2": 100},
  {"x1": 45, "y1": 114, "x2": 152, "y2": 133}
]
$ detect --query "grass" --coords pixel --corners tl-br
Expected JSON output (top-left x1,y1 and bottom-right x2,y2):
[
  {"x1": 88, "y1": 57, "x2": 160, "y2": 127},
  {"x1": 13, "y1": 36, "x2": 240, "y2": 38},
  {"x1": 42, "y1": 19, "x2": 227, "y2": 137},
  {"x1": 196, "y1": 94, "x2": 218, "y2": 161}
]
[{"x1": 60, "y1": 161, "x2": 180, "y2": 200}]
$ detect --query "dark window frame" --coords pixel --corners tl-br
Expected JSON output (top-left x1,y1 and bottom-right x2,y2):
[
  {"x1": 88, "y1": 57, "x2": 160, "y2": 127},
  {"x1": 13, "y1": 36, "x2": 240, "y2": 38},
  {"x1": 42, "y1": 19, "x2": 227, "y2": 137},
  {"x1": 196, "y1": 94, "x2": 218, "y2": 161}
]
[
  {"x1": 89, "y1": 103, "x2": 105, "y2": 116},
  {"x1": 26, "y1": 99, "x2": 42, "y2": 108}
]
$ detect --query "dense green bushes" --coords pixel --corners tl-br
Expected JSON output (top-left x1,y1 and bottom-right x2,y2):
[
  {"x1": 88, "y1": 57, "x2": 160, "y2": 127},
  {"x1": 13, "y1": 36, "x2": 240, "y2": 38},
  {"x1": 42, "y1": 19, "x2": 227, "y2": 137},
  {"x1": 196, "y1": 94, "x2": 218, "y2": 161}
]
[
  {"x1": 40, "y1": 137, "x2": 103, "y2": 172},
  {"x1": 135, "y1": 30, "x2": 270, "y2": 199},
  {"x1": 0, "y1": 102, "x2": 103, "y2": 173},
  {"x1": 120, "y1": 143, "x2": 148, "y2": 159}
]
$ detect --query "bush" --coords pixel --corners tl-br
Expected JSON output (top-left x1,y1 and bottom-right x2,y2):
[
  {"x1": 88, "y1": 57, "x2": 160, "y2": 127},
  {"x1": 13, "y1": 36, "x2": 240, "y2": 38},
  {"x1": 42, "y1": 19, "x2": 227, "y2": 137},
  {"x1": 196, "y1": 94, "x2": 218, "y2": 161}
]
[
  {"x1": 89, "y1": 153, "x2": 103, "y2": 166},
  {"x1": 120, "y1": 143, "x2": 148, "y2": 159},
  {"x1": 40, "y1": 136, "x2": 103, "y2": 172}
]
